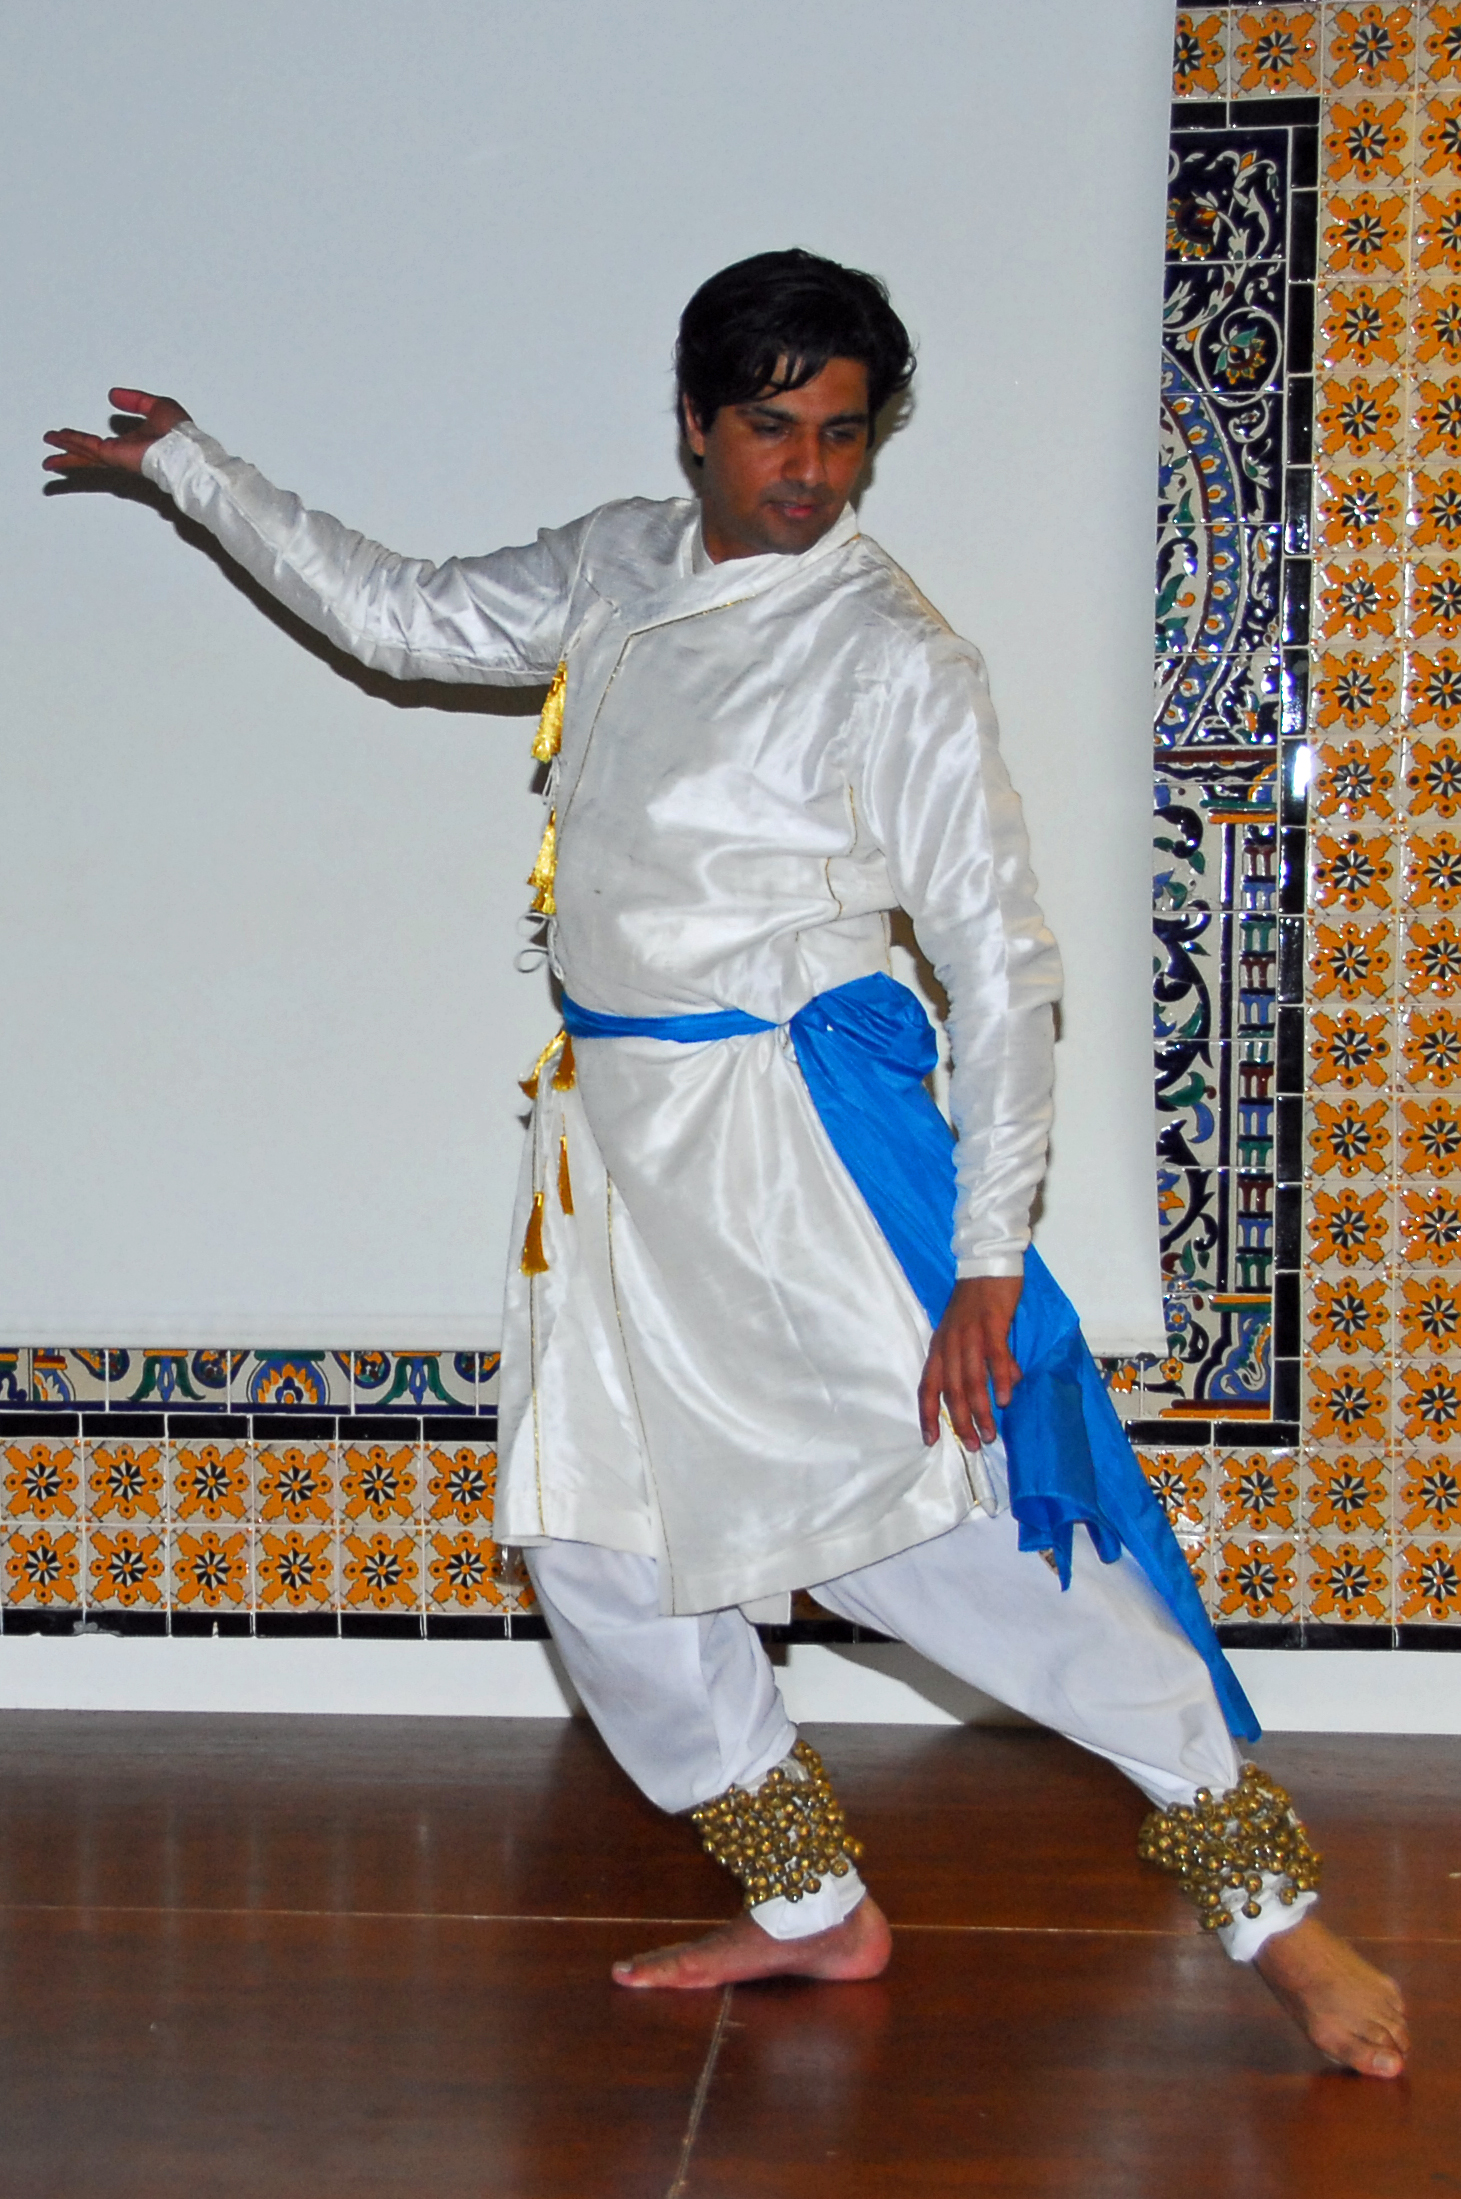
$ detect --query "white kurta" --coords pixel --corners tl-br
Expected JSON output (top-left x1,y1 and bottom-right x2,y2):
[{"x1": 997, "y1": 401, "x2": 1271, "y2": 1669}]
[{"x1": 143, "y1": 425, "x2": 1064, "y2": 1612}]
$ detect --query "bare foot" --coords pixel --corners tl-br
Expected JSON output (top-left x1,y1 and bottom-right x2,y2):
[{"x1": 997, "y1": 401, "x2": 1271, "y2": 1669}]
[
  {"x1": 1255, "y1": 1914, "x2": 1409, "y2": 2078},
  {"x1": 612, "y1": 1893, "x2": 892, "y2": 1990}
]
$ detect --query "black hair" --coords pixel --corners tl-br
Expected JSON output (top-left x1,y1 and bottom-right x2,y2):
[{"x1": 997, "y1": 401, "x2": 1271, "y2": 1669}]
[{"x1": 675, "y1": 249, "x2": 916, "y2": 451}]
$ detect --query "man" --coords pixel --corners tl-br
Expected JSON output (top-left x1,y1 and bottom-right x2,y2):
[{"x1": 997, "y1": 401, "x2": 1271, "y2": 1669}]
[{"x1": 46, "y1": 249, "x2": 1407, "y2": 2077}]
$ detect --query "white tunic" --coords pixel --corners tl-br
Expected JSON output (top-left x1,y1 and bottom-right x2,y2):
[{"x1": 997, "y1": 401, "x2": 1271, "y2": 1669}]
[{"x1": 143, "y1": 425, "x2": 1064, "y2": 1612}]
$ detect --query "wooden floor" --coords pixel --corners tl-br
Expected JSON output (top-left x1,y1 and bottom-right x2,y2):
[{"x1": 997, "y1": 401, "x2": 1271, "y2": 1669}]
[{"x1": 0, "y1": 1714, "x2": 1455, "y2": 2197}]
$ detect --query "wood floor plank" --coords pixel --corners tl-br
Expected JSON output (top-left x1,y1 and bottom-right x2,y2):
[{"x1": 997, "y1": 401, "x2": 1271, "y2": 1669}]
[
  {"x1": 0, "y1": 1908, "x2": 719, "y2": 2199},
  {"x1": 0, "y1": 1713, "x2": 1454, "y2": 2195},
  {"x1": 686, "y1": 1929, "x2": 1458, "y2": 2198}
]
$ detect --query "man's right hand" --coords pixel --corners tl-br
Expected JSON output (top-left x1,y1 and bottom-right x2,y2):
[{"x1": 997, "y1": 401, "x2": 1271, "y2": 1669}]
[{"x1": 43, "y1": 388, "x2": 190, "y2": 477}]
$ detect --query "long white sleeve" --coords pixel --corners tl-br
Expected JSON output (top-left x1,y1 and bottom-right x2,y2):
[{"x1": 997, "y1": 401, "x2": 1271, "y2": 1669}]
[
  {"x1": 858, "y1": 627, "x2": 1063, "y2": 1278},
  {"x1": 142, "y1": 422, "x2": 590, "y2": 685}
]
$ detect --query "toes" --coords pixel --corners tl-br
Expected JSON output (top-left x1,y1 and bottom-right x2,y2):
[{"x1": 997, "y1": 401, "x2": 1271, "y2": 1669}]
[{"x1": 1358, "y1": 2043, "x2": 1405, "y2": 2079}]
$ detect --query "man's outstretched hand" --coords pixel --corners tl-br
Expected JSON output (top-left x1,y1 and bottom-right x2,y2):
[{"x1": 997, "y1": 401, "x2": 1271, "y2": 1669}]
[
  {"x1": 43, "y1": 389, "x2": 190, "y2": 478},
  {"x1": 919, "y1": 1274, "x2": 1023, "y2": 1449}
]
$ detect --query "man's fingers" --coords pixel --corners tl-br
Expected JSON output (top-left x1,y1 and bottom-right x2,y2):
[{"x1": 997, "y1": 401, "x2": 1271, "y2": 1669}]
[
  {"x1": 919, "y1": 1346, "x2": 951, "y2": 1445},
  {"x1": 986, "y1": 1343, "x2": 1023, "y2": 1409},
  {"x1": 109, "y1": 387, "x2": 159, "y2": 413}
]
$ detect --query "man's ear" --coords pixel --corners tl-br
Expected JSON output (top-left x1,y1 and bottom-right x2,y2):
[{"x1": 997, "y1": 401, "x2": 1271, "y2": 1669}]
[{"x1": 681, "y1": 395, "x2": 709, "y2": 460}]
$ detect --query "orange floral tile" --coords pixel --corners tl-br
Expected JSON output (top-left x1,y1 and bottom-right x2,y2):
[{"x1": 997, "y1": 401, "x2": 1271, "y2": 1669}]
[
  {"x1": 1309, "y1": 1005, "x2": 1392, "y2": 1084},
  {"x1": 1180, "y1": 1537, "x2": 1210, "y2": 1603},
  {"x1": 1308, "y1": 1363, "x2": 1390, "y2": 1442},
  {"x1": 1400, "y1": 1095, "x2": 1461, "y2": 1175},
  {"x1": 1318, "y1": 374, "x2": 1402, "y2": 456},
  {"x1": 1400, "y1": 1451, "x2": 1461, "y2": 1528},
  {"x1": 1401, "y1": 1181, "x2": 1461, "y2": 1259},
  {"x1": 1407, "y1": 828, "x2": 1461, "y2": 908},
  {"x1": 1410, "y1": 462, "x2": 1461, "y2": 545},
  {"x1": 1411, "y1": 564, "x2": 1461, "y2": 643},
  {"x1": 1400, "y1": 1271, "x2": 1461, "y2": 1346},
  {"x1": 1327, "y1": 95, "x2": 1411, "y2": 180},
  {"x1": 339, "y1": 1442, "x2": 418, "y2": 1524},
  {"x1": 171, "y1": 1441, "x2": 248, "y2": 1523},
  {"x1": 1138, "y1": 1450, "x2": 1208, "y2": 1529},
  {"x1": 1309, "y1": 1274, "x2": 1390, "y2": 1353},
  {"x1": 1217, "y1": 1452, "x2": 1298, "y2": 1530},
  {"x1": 428, "y1": 1528, "x2": 508, "y2": 1609},
  {"x1": 172, "y1": 1528, "x2": 249, "y2": 1609},
  {"x1": 1318, "y1": 467, "x2": 1403, "y2": 548},
  {"x1": 1322, "y1": 282, "x2": 1406, "y2": 366},
  {"x1": 1416, "y1": 374, "x2": 1461, "y2": 458},
  {"x1": 425, "y1": 1443, "x2": 497, "y2": 1523},
  {"x1": 3, "y1": 1441, "x2": 79, "y2": 1520},
  {"x1": 1236, "y1": 8, "x2": 1318, "y2": 90},
  {"x1": 1419, "y1": 188, "x2": 1461, "y2": 275},
  {"x1": 1398, "y1": 1539, "x2": 1461, "y2": 1616},
  {"x1": 1330, "y1": 4, "x2": 1416, "y2": 87},
  {"x1": 1319, "y1": 557, "x2": 1402, "y2": 638},
  {"x1": 1311, "y1": 832, "x2": 1396, "y2": 910},
  {"x1": 87, "y1": 1441, "x2": 164, "y2": 1523},
  {"x1": 1308, "y1": 1537, "x2": 1391, "y2": 1620},
  {"x1": 1309, "y1": 1093, "x2": 1392, "y2": 1172},
  {"x1": 89, "y1": 1527, "x2": 164, "y2": 1609},
  {"x1": 1313, "y1": 650, "x2": 1399, "y2": 729},
  {"x1": 1401, "y1": 1361, "x2": 1461, "y2": 1438},
  {"x1": 1404, "y1": 1002, "x2": 1461, "y2": 1080},
  {"x1": 1316, "y1": 735, "x2": 1397, "y2": 816},
  {"x1": 256, "y1": 1528, "x2": 333, "y2": 1609},
  {"x1": 1174, "y1": 11, "x2": 1226, "y2": 96},
  {"x1": 1308, "y1": 1452, "x2": 1391, "y2": 1531},
  {"x1": 1309, "y1": 916, "x2": 1392, "y2": 998},
  {"x1": 1406, "y1": 912, "x2": 1461, "y2": 993},
  {"x1": 1406, "y1": 730, "x2": 1461, "y2": 811},
  {"x1": 1217, "y1": 1538, "x2": 1299, "y2": 1618},
  {"x1": 1326, "y1": 190, "x2": 1408, "y2": 276},
  {"x1": 343, "y1": 1529, "x2": 419, "y2": 1611},
  {"x1": 1407, "y1": 645, "x2": 1461, "y2": 727},
  {"x1": 1428, "y1": 3, "x2": 1461, "y2": 80},
  {"x1": 496, "y1": 1548, "x2": 537, "y2": 1611},
  {"x1": 5, "y1": 1525, "x2": 79, "y2": 1606},
  {"x1": 1309, "y1": 1183, "x2": 1391, "y2": 1263},
  {"x1": 1421, "y1": 91, "x2": 1461, "y2": 175},
  {"x1": 255, "y1": 1442, "x2": 334, "y2": 1526},
  {"x1": 1415, "y1": 283, "x2": 1461, "y2": 366}
]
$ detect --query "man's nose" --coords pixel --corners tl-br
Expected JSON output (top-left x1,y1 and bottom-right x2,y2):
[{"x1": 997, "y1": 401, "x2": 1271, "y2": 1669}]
[{"x1": 781, "y1": 430, "x2": 828, "y2": 484}]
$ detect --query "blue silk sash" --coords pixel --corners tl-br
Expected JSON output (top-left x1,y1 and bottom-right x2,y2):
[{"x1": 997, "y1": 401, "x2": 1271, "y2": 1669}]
[{"x1": 560, "y1": 972, "x2": 1258, "y2": 1741}]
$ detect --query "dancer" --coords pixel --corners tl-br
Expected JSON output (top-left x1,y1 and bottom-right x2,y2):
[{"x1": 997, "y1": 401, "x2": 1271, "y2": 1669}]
[{"x1": 45, "y1": 249, "x2": 1407, "y2": 2076}]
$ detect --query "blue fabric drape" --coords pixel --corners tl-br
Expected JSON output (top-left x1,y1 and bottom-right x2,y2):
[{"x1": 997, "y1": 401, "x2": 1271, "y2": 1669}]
[{"x1": 560, "y1": 974, "x2": 1258, "y2": 1741}]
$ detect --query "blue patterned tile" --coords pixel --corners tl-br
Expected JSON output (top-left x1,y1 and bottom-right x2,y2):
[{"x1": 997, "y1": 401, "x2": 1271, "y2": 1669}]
[
  {"x1": 29, "y1": 1351, "x2": 110, "y2": 1408},
  {"x1": 235, "y1": 1354, "x2": 348, "y2": 1412},
  {"x1": 348, "y1": 1352, "x2": 479, "y2": 1413}
]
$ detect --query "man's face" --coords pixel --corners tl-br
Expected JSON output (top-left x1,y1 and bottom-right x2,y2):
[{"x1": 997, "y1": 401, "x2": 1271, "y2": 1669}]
[{"x1": 684, "y1": 356, "x2": 871, "y2": 563}]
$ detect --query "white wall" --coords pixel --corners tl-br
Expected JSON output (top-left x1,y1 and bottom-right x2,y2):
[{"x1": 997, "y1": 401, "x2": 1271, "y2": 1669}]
[
  {"x1": 1, "y1": 0, "x2": 1172, "y2": 1352},
  {"x1": 5, "y1": 1639, "x2": 1460, "y2": 1737}
]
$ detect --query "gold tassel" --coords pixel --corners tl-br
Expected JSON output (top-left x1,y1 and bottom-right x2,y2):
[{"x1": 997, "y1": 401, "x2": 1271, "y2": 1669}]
[
  {"x1": 518, "y1": 1029, "x2": 576, "y2": 1101},
  {"x1": 557, "y1": 1132, "x2": 574, "y2": 1216},
  {"x1": 520, "y1": 1030, "x2": 564, "y2": 1099},
  {"x1": 520, "y1": 1191, "x2": 549, "y2": 1275},
  {"x1": 532, "y1": 660, "x2": 568, "y2": 763},
  {"x1": 527, "y1": 810, "x2": 557, "y2": 916}
]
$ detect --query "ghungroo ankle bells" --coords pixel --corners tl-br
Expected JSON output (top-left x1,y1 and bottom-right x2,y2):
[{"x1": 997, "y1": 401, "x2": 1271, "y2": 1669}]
[
  {"x1": 690, "y1": 1738, "x2": 864, "y2": 1907},
  {"x1": 1138, "y1": 1762, "x2": 1323, "y2": 1930}
]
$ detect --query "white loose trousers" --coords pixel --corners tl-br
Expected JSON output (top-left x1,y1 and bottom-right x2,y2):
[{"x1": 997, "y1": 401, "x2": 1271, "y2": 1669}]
[{"x1": 528, "y1": 1511, "x2": 1315, "y2": 1963}]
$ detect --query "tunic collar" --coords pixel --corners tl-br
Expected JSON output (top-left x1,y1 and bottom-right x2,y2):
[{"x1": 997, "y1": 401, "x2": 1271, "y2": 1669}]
[{"x1": 595, "y1": 498, "x2": 862, "y2": 632}]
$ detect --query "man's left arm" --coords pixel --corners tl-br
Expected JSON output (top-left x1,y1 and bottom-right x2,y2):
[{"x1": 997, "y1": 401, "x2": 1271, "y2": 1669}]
[{"x1": 858, "y1": 629, "x2": 1064, "y2": 1449}]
